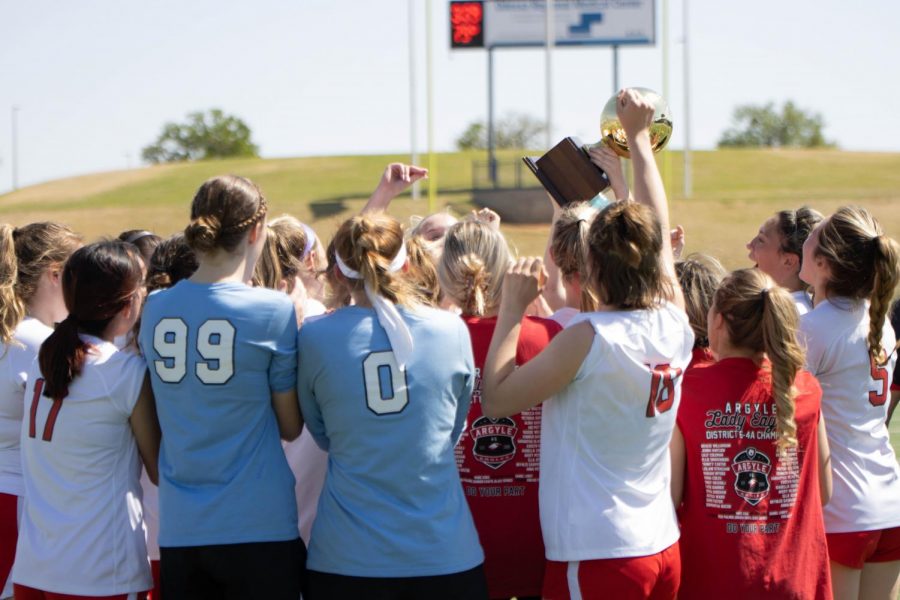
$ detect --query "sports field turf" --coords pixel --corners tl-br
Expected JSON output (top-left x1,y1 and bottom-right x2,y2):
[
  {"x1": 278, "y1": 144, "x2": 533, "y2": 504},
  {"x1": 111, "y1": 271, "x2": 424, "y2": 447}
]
[{"x1": 2, "y1": 148, "x2": 899, "y2": 271}]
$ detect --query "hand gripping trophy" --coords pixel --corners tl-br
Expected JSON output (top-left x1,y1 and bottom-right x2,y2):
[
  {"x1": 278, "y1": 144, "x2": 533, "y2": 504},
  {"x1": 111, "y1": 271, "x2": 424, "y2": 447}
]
[{"x1": 524, "y1": 87, "x2": 673, "y2": 205}]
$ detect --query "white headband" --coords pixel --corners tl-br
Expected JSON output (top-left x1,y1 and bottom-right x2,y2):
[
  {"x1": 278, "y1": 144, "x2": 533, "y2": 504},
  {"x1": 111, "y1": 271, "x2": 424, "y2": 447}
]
[
  {"x1": 335, "y1": 243, "x2": 407, "y2": 279},
  {"x1": 335, "y1": 244, "x2": 413, "y2": 369},
  {"x1": 300, "y1": 223, "x2": 317, "y2": 259}
]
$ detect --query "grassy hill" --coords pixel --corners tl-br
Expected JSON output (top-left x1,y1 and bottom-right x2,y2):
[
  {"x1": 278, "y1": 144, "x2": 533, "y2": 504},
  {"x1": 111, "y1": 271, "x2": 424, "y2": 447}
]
[
  {"x1": 2, "y1": 148, "x2": 899, "y2": 269},
  {"x1": 3, "y1": 148, "x2": 900, "y2": 451}
]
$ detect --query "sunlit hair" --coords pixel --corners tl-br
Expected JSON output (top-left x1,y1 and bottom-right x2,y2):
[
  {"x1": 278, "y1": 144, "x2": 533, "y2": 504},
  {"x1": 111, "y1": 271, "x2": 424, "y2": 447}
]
[
  {"x1": 0, "y1": 222, "x2": 82, "y2": 345},
  {"x1": 39, "y1": 242, "x2": 143, "y2": 400},
  {"x1": 714, "y1": 268, "x2": 804, "y2": 454},
  {"x1": 254, "y1": 215, "x2": 309, "y2": 291},
  {"x1": 405, "y1": 235, "x2": 442, "y2": 307},
  {"x1": 775, "y1": 206, "x2": 823, "y2": 266},
  {"x1": 321, "y1": 238, "x2": 351, "y2": 310},
  {"x1": 438, "y1": 221, "x2": 511, "y2": 317},
  {"x1": 184, "y1": 175, "x2": 267, "y2": 254},
  {"x1": 587, "y1": 202, "x2": 672, "y2": 309},
  {"x1": 332, "y1": 213, "x2": 416, "y2": 307},
  {"x1": 145, "y1": 234, "x2": 198, "y2": 293},
  {"x1": 550, "y1": 202, "x2": 599, "y2": 312},
  {"x1": 676, "y1": 253, "x2": 727, "y2": 348},
  {"x1": 117, "y1": 229, "x2": 162, "y2": 263},
  {"x1": 814, "y1": 206, "x2": 900, "y2": 364}
]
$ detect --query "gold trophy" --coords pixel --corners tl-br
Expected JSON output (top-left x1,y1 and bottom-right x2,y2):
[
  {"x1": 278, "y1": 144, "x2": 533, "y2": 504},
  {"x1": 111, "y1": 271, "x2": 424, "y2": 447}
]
[
  {"x1": 524, "y1": 87, "x2": 673, "y2": 205},
  {"x1": 596, "y1": 87, "x2": 673, "y2": 158}
]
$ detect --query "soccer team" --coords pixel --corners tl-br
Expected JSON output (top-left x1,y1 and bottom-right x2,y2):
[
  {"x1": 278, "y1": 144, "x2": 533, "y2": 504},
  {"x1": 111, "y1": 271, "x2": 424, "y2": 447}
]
[{"x1": 0, "y1": 89, "x2": 899, "y2": 600}]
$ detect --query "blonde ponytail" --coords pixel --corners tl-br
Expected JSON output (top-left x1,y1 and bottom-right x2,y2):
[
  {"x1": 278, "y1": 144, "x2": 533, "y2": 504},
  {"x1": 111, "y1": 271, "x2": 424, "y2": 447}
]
[
  {"x1": 814, "y1": 206, "x2": 900, "y2": 364},
  {"x1": 438, "y1": 221, "x2": 511, "y2": 317},
  {"x1": 0, "y1": 222, "x2": 82, "y2": 345},
  {"x1": 0, "y1": 225, "x2": 25, "y2": 345},
  {"x1": 759, "y1": 287, "x2": 804, "y2": 454},
  {"x1": 869, "y1": 234, "x2": 900, "y2": 365},
  {"x1": 714, "y1": 268, "x2": 805, "y2": 454}
]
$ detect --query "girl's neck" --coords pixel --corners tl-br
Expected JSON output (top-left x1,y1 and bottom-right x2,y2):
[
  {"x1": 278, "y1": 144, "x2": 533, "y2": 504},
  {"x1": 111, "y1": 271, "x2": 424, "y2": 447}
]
[
  {"x1": 779, "y1": 272, "x2": 806, "y2": 294},
  {"x1": 26, "y1": 299, "x2": 63, "y2": 329},
  {"x1": 714, "y1": 342, "x2": 764, "y2": 364},
  {"x1": 190, "y1": 250, "x2": 253, "y2": 285}
]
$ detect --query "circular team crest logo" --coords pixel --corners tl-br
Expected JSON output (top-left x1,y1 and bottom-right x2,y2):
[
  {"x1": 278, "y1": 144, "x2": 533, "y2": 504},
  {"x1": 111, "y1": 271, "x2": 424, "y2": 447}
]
[
  {"x1": 471, "y1": 416, "x2": 517, "y2": 470},
  {"x1": 731, "y1": 447, "x2": 772, "y2": 506}
]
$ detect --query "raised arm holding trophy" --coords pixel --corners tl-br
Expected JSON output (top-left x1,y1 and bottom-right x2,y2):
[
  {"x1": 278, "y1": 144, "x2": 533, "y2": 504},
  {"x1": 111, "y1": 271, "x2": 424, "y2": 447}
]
[{"x1": 524, "y1": 87, "x2": 673, "y2": 206}]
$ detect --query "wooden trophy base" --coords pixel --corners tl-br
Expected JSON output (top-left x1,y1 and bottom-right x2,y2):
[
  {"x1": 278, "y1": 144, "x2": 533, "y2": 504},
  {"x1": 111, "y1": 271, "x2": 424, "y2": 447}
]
[{"x1": 523, "y1": 137, "x2": 610, "y2": 206}]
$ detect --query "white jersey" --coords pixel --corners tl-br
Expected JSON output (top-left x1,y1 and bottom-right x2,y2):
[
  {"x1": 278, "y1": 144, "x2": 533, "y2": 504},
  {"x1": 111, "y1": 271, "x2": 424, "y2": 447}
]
[
  {"x1": 792, "y1": 290, "x2": 814, "y2": 316},
  {"x1": 540, "y1": 303, "x2": 693, "y2": 561},
  {"x1": 549, "y1": 307, "x2": 579, "y2": 328},
  {"x1": 0, "y1": 318, "x2": 53, "y2": 497},
  {"x1": 140, "y1": 469, "x2": 160, "y2": 561},
  {"x1": 800, "y1": 299, "x2": 900, "y2": 533},
  {"x1": 13, "y1": 335, "x2": 152, "y2": 595}
]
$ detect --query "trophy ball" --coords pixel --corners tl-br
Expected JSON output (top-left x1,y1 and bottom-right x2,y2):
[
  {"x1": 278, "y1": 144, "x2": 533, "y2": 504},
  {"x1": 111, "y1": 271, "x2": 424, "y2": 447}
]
[{"x1": 600, "y1": 87, "x2": 673, "y2": 158}]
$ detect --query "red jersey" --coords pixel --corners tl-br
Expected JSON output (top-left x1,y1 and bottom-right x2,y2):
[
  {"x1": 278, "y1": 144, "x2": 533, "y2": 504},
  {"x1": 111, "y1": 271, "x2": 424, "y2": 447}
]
[
  {"x1": 687, "y1": 346, "x2": 715, "y2": 371},
  {"x1": 456, "y1": 315, "x2": 561, "y2": 599},
  {"x1": 676, "y1": 358, "x2": 831, "y2": 599}
]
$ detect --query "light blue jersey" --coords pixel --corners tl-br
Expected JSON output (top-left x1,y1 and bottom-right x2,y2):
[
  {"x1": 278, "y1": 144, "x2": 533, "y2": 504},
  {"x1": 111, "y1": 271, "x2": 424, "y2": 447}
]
[
  {"x1": 139, "y1": 280, "x2": 299, "y2": 547},
  {"x1": 298, "y1": 305, "x2": 484, "y2": 577}
]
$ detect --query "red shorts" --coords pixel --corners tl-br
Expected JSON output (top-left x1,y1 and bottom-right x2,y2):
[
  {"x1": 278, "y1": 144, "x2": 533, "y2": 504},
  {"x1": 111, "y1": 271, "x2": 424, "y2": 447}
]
[
  {"x1": 148, "y1": 560, "x2": 161, "y2": 600},
  {"x1": 543, "y1": 542, "x2": 681, "y2": 600},
  {"x1": 0, "y1": 493, "x2": 17, "y2": 593},
  {"x1": 827, "y1": 527, "x2": 900, "y2": 569},
  {"x1": 13, "y1": 585, "x2": 147, "y2": 600}
]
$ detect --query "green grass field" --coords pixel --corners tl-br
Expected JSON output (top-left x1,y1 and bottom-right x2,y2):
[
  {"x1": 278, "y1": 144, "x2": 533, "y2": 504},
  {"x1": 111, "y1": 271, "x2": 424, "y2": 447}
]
[
  {"x1": 2, "y1": 148, "x2": 899, "y2": 270},
  {"x1": 3, "y1": 148, "x2": 899, "y2": 452}
]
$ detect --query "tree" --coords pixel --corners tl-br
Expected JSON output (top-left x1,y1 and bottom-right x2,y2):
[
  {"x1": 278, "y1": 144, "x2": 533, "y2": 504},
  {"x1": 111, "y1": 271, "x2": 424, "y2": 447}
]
[
  {"x1": 455, "y1": 113, "x2": 546, "y2": 150},
  {"x1": 141, "y1": 109, "x2": 259, "y2": 164},
  {"x1": 718, "y1": 101, "x2": 832, "y2": 148}
]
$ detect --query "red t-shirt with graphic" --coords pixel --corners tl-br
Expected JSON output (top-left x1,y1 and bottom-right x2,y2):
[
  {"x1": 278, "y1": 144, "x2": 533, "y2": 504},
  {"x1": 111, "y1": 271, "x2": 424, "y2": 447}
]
[
  {"x1": 676, "y1": 357, "x2": 831, "y2": 599},
  {"x1": 456, "y1": 315, "x2": 561, "y2": 599}
]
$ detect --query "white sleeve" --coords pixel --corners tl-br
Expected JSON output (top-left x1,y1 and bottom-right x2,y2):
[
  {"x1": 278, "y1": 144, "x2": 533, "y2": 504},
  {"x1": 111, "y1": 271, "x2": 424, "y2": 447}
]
[
  {"x1": 799, "y1": 316, "x2": 826, "y2": 376},
  {"x1": 103, "y1": 352, "x2": 148, "y2": 417}
]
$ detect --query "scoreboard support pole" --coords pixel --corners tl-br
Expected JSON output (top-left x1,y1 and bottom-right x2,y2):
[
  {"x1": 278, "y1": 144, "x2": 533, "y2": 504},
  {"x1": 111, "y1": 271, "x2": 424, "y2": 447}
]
[{"x1": 487, "y1": 47, "x2": 497, "y2": 187}]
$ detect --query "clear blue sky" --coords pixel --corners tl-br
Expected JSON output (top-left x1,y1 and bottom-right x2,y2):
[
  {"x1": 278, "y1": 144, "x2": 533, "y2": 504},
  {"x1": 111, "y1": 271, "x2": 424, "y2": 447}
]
[{"x1": 1, "y1": 0, "x2": 899, "y2": 193}]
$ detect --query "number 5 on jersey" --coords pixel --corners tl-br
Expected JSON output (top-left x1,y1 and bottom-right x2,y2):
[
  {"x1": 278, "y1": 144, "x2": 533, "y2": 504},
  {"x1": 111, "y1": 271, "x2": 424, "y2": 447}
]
[{"x1": 153, "y1": 318, "x2": 235, "y2": 384}]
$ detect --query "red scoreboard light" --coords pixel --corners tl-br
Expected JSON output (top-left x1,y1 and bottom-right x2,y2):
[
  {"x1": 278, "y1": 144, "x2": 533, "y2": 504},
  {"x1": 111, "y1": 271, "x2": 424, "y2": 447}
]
[{"x1": 450, "y1": 1, "x2": 484, "y2": 48}]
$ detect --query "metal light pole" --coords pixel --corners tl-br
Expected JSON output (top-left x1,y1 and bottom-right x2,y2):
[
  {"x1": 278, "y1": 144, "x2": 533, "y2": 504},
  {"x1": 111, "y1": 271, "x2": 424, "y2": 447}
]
[
  {"x1": 408, "y1": 0, "x2": 420, "y2": 200},
  {"x1": 683, "y1": 0, "x2": 693, "y2": 198},
  {"x1": 544, "y1": 0, "x2": 555, "y2": 149},
  {"x1": 425, "y1": 0, "x2": 436, "y2": 212},
  {"x1": 11, "y1": 106, "x2": 20, "y2": 191}
]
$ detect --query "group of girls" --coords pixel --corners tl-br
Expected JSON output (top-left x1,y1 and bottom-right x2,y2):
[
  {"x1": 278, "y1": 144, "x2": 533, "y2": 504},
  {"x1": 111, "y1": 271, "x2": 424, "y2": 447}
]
[{"x1": 0, "y1": 87, "x2": 898, "y2": 600}]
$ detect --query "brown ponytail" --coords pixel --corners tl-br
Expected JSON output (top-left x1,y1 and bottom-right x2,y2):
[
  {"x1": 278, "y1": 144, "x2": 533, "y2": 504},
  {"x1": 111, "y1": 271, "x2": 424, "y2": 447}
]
[
  {"x1": 814, "y1": 206, "x2": 900, "y2": 365},
  {"x1": 0, "y1": 222, "x2": 82, "y2": 345},
  {"x1": 550, "y1": 202, "x2": 599, "y2": 311},
  {"x1": 39, "y1": 242, "x2": 143, "y2": 400},
  {"x1": 587, "y1": 202, "x2": 672, "y2": 309},
  {"x1": 184, "y1": 175, "x2": 267, "y2": 254},
  {"x1": 870, "y1": 234, "x2": 900, "y2": 364},
  {"x1": 332, "y1": 213, "x2": 416, "y2": 307},
  {"x1": 714, "y1": 268, "x2": 805, "y2": 454},
  {"x1": 438, "y1": 221, "x2": 511, "y2": 316}
]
